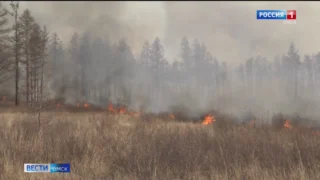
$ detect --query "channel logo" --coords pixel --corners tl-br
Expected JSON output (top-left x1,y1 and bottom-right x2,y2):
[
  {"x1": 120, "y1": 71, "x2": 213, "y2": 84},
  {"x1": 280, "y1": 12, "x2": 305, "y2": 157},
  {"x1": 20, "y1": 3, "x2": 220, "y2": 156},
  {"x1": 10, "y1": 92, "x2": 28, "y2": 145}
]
[
  {"x1": 257, "y1": 10, "x2": 296, "y2": 20},
  {"x1": 50, "y1": 164, "x2": 70, "y2": 173},
  {"x1": 24, "y1": 163, "x2": 70, "y2": 173}
]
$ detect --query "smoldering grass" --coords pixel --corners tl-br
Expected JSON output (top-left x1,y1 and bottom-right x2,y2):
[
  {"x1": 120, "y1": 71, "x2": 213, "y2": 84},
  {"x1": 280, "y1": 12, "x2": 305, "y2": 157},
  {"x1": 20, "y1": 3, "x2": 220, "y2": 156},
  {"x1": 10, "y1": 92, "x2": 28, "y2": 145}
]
[{"x1": 0, "y1": 112, "x2": 320, "y2": 180}]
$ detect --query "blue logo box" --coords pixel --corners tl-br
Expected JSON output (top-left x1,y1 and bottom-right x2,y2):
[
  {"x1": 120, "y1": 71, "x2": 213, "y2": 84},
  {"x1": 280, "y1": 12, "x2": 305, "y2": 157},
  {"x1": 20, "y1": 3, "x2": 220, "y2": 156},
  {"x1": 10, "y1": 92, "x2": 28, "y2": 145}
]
[
  {"x1": 257, "y1": 10, "x2": 287, "y2": 20},
  {"x1": 24, "y1": 163, "x2": 70, "y2": 173}
]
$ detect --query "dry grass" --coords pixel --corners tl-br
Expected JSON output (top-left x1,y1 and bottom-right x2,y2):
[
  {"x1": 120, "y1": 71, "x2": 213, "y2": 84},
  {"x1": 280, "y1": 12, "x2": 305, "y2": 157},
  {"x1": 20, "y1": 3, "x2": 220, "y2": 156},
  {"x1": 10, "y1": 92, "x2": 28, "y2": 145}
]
[{"x1": 1, "y1": 112, "x2": 320, "y2": 180}]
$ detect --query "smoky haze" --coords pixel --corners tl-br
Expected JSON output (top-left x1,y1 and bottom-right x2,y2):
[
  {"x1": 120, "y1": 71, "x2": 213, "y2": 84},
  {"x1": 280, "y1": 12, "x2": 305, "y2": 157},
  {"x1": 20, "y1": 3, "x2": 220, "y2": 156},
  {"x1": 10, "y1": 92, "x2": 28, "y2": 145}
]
[
  {"x1": 13, "y1": 1, "x2": 320, "y2": 62},
  {"x1": 3, "y1": 1, "x2": 320, "y2": 121}
]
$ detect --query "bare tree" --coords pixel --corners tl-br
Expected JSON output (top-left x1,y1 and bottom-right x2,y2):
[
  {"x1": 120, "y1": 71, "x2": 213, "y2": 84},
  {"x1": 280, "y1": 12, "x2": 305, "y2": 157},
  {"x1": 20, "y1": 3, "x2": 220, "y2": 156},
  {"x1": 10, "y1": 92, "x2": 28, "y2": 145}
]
[
  {"x1": 8, "y1": 1, "x2": 20, "y2": 106},
  {"x1": 28, "y1": 25, "x2": 49, "y2": 130},
  {"x1": 19, "y1": 9, "x2": 35, "y2": 105}
]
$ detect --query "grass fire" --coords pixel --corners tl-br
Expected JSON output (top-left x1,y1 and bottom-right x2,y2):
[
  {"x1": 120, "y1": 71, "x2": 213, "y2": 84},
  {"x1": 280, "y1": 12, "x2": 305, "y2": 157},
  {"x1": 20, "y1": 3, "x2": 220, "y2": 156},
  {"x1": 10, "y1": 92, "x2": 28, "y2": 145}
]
[
  {"x1": 201, "y1": 114, "x2": 216, "y2": 125},
  {"x1": 1, "y1": 109, "x2": 320, "y2": 180},
  {"x1": 1, "y1": 1, "x2": 320, "y2": 180}
]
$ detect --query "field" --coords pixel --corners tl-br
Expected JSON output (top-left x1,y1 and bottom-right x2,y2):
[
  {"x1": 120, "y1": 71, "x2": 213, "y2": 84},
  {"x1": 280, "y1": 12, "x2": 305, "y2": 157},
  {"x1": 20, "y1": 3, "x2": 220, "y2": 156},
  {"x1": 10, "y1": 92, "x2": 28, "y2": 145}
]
[{"x1": 1, "y1": 111, "x2": 320, "y2": 180}]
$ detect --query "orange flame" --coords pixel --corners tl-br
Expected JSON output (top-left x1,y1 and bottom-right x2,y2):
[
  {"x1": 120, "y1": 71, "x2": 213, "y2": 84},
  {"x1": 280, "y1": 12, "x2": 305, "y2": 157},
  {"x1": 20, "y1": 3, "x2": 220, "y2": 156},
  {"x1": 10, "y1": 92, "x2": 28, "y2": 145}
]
[
  {"x1": 108, "y1": 103, "x2": 116, "y2": 113},
  {"x1": 84, "y1": 103, "x2": 89, "y2": 108},
  {"x1": 107, "y1": 103, "x2": 141, "y2": 117},
  {"x1": 284, "y1": 120, "x2": 292, "y2": 129},
  {"x1": 202, "y1": 114, "x2": 216, "y2": 125},
  {"x1": 119, "y1": 107, "x2": 126, "y2": 114}
]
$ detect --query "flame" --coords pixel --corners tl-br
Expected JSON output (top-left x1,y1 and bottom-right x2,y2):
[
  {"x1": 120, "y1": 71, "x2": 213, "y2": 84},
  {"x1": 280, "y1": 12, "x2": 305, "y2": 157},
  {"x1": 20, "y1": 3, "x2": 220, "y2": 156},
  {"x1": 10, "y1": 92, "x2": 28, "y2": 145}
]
[
  {"x1": 108, "y1": 103, "x2": 116, "y2": 113},
  {"x1": 84, "y1": 103, "x2": 89, "y2": 108},
  {"x1": 2, "y1": 96, "x2": 6, "y2": 101},
  {"x1": 284, "y1": 120, "x2": 292, "y2": 129},
  {"x1": 202, "y1": 114, "x2": 216, "y2": 125},
  {"x1": 107, "y1": 103, "x2": 141, "y2": 117},
  {"x1": 119, "y1": 107, "x2": 126, "y2": 114}
]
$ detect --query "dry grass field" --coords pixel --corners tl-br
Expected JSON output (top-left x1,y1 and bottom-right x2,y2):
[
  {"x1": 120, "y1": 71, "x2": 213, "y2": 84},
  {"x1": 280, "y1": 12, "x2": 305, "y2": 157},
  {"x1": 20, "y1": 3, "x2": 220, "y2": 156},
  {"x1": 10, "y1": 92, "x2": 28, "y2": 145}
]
[{"x1": 0, "y1": 111, "x2": 320, "y2": 180}]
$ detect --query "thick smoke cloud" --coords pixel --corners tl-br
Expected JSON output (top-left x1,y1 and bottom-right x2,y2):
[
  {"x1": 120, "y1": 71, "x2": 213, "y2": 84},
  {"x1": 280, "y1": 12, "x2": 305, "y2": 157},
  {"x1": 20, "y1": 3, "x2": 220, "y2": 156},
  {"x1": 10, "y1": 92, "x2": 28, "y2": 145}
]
[
  {"x1": 3, "y1": 2, "x2": 320, "y2": 121},
  {"x1": 11, "y1": 1, "x2": 320, "y2": 63},
  {"x1": 9, "y1": 1, "x2": 167, "y2": 57}
]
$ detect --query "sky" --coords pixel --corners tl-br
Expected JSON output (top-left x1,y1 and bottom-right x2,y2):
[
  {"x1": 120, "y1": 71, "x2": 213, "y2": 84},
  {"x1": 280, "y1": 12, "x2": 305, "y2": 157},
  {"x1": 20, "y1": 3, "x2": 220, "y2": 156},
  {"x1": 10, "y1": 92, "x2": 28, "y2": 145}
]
[{"x1": 3, "y1": 1, "x2": 320, "y2": 64}]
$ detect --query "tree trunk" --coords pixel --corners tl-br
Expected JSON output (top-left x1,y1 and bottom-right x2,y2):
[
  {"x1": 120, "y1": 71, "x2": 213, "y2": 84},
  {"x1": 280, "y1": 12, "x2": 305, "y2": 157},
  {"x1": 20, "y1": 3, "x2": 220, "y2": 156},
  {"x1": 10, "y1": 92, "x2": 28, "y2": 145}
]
[{"x1": 14, "y1": 8, "x2": 19, "y2": 106}]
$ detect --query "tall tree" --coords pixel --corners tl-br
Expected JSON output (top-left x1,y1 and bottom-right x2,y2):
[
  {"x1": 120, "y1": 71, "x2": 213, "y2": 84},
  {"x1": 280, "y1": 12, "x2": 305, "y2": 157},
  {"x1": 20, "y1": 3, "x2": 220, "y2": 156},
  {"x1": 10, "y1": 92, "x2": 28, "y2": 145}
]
[
  {"x1": 9, "y1": 1, "x2": 20, "y2": 106},
  {"x1": 78, "y1": 32, "x2": 91, "y2": 102},
  {"x1": 29, "y1": 23, "x2": 44, "y2": 104},
  {"x1": 67, "y1": 32, "x2": 80, "y2": 102},
  {"x1": 287, "y1": 43, "x2": 300, "y2": 100},
  {"x1": 180, "y1": 36, "x2": 192, "y2": 74},
  {"x1": 149, "y1": 37, "x2": 165, "y2": 103},
  {"x1": 140, "y1": 40, "x2": 151, "y2": 68},
  {"x1": 114, "y1": 38, "x2": 135, "y2": 104},
  {"x1": 304, "y1": 55, "x2": 314, "y2": 93},
  {"x1": 49, "y1": 32, "x2": 65, "y2": 100},
  {"x1": 150, "y1": 37, "x2": 165, "y2": 76},
  {"x1": 0, "y1": 3, "x2": 13, "y2": 85},
  {"x1": 39, "y1": 26, "x2": 48, "y2": 102},
  {"x1": 19, "y1": 9, "x2": 35, "y2": 104}
]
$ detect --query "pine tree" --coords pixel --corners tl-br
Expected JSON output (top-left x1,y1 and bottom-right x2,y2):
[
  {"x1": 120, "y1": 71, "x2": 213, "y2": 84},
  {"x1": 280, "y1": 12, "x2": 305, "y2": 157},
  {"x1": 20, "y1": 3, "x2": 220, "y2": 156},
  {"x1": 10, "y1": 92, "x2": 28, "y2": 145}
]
[
  {"x1": 140, "y1": 40, "x2": 151, "y2": 70},
  {"x1": 287, "y1": 43, "x2": 300, "y2": 100},
  {"x1": 180, "y1": 36, "x2": 192, "y2": 73},
  {"x1": 149, "y1": 37, "x2": 165, "y2": 104},
  {"x1": 9, "y1": 1, "x2": 20, "y2": 106},
  {"x1": 304, "y1": 55, "x2": 314, "y2": 93},
  {"x1": 49, "y1": 32, "x2": 65, "y2": 100},
  {"x1": 0, "y1": 3, "x2": 13, "y2": 84},
  {"x1": 19, "y1": 9, "x2": 35, "y2": 104},
  {"x1": 29, "y1": 23, "x2": 42, "y2": 103},
  {"x1": 39, "y1": 26, "x2": 48, "y2": 103},
  {"x1": 50, "y1": 33, "x2": 61, "y2": 76},
  {"x1": 68, "y1": 33, "x2": 80, "y2": 102},
  {"x1": 78, "y1": 32, "x2": 91, "y2": 102},
  {"x1": 150, "y1": 37, "x2": 165, "y2": 79}
]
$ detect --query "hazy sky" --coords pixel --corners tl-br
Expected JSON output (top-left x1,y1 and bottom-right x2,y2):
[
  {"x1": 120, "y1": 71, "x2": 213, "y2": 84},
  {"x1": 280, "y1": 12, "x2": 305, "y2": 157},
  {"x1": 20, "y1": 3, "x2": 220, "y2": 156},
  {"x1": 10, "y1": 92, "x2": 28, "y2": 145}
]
[{"x1": 3, "y1": 1, "x2": 320, "y2": 64}]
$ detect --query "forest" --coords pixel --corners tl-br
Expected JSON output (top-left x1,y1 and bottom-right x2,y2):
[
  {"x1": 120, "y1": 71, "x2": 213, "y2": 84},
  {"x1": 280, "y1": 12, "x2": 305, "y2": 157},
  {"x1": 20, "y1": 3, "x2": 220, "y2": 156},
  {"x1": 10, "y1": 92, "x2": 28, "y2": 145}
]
[{"x1": 0, "y1": 3, "x2": 319, "y2": 118}]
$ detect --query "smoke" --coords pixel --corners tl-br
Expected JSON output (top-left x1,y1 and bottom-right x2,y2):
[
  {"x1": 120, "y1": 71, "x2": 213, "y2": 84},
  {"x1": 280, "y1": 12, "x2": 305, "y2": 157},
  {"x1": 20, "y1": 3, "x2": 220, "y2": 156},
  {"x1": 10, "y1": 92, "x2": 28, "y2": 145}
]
[
  {"x1": 11, "y1": 1, "x2": 320, "y2": 62},
  {"x1": 3, "y1": 2, "x2": 320, "y2": 120},
  {"x1": 9, "y1": 1, "x2": 167, "y2": 57}
]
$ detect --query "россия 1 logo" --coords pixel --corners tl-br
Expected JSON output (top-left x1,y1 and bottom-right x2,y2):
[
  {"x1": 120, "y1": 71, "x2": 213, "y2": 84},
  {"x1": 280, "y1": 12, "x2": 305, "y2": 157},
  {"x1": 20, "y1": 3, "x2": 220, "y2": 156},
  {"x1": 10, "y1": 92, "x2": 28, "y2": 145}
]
[
  {"x1": 257, "y1": 10, "x2": 296, "y2": 20},
  {"x1": 256, "y1": 10, "x2": 296, "y2": 24}
]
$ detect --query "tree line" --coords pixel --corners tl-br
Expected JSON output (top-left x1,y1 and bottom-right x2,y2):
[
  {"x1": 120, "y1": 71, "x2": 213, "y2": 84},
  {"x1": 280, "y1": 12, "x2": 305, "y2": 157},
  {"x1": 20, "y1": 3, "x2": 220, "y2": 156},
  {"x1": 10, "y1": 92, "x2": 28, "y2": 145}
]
[{"x1": 0, "y1": 3, "x2": 319, "y2": 112}]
